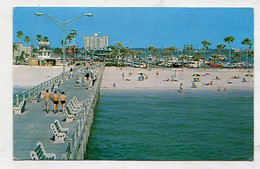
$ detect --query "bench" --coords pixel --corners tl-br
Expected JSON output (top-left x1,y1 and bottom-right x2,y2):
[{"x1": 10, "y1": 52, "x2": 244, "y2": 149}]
[
  {"x1": 68, "y1": 100, "x2": 82, "y2": 111},
  {"x1": 13, "y1": 100, "x2": 26, "y2": 114},
  {"x1": 66, "y1": 104, "x2": 80, "y2": 114},
  {"x1": 50, "y1": 120, "x2": 69, "y2": 143},
  {"x1": 64, "y1": 110, "x2": 76, "y2": 122},
  {"x1": 30, "y1": 142, "x2": 56, "y2": 160},
  {"x1": 72, "y1": 96, "x2": 83, "y2": 107}
]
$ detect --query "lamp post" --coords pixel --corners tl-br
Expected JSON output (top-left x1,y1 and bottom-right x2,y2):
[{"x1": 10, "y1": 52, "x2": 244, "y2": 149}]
[
  {"x1": 92, "y1": 32, "x2": 101, "y2": 60},
  {"x1": 35, "y1": 12, "x2": 93, "y2": 83}
]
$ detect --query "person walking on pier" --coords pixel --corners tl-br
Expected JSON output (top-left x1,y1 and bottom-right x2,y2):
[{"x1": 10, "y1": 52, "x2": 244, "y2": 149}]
[
  {"x1": 60, "y1": 92, "x2": 66, "y2": 113},
  {"x1": 43, "y1": 89, "x2": 51, "y2": 113},
  {"x1": 92, "y1": 75, "x2": 97, "y2": 87},
  {"x1": 69, "y1": 67, "x2": 73, "y2": 79},
  {"x1": 52, "y1": 91, "x2": 59, "y2": 114}
]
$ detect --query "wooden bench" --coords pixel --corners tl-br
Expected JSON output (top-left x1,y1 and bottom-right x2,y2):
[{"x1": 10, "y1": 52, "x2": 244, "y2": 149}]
[
  {"x1": 13, "y1": 100, "x2": 26, "y2": 114},
  {"x1": 50, "y1": 120, "x2": 69, "y2": 143},
  {"x1": 30, "y1": 142, "x2": 56, "y2": 160}
]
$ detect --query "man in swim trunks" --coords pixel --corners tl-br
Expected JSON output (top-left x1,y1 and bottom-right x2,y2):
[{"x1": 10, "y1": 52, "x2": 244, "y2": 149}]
[
  {"x1": 60, "y1": 92, "x2": 66, "y2": 112},
  {"x1": 43, "y1": 89, "x2": 51, "y2": 113},
  {"x1": 52, "y1": 91, "x2": 59, "y2": 114}
]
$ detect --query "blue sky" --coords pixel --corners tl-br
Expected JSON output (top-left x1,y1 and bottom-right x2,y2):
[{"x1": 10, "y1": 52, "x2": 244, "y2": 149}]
[{"x1": 13, "y1": 7, "x2": 254, "y2": 49}]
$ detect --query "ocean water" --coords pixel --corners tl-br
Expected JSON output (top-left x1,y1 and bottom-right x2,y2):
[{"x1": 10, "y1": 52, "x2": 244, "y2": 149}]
[{"x1": 86, "y1": 90, "x2": 253, "y2": 160}]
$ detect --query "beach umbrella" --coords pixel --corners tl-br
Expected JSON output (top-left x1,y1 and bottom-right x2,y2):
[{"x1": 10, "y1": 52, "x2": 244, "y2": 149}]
[
  {"x1": 192, "y1": 73, "x2": 201, "y2": 77},
  {"x1": 245, "y1": 74, "x2": 253, "y2": 77}
]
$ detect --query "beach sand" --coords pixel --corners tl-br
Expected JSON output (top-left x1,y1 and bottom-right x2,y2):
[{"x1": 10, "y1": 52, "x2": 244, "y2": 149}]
[
  {"x1": 13, "y1": 65, "x2": 70, "y2": 88},
  {"x1": 101, "y1": 67, "x2": 254, "y2": 91}
]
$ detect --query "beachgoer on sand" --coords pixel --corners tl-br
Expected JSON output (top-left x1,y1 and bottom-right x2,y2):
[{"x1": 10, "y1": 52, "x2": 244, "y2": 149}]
[
  {"x1": 210, "y1": 81, "x2": 213, "y2": 85},
  {"x1": 122, "y1": 73, "x2": 125, "y2": 80},
  {"x1": 156, "y1": 71, "x2": 159, "y2": 76},
  {"x1": 52, "y1": 91, "x2": 59, "y2": 114},
  {"x1": 217, "y1": 87, "x2": 220, "y2": 91},
  {"x1": 113, "y1": 83, "x2": 116, "y2": 88},
  {"x1": 60, "y1": 92, "x2": 66, "y2": 112},
  {"x1": 43, "y1": 89, "x2": 51, "y2": 113},
  {"x1": 180, "y1": 83, "x2": 183, "y2": 92}
]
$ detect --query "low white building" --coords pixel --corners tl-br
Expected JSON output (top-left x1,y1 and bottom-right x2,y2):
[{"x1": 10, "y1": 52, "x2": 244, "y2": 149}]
[{"x1": 37, "y1": 48, "x2": 52, "y2": 59}]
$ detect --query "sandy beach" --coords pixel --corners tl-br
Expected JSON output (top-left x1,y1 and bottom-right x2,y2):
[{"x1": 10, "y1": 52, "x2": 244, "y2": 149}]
[
  {"x1": 13, "y1": 65, "x2": 70, "y2": 88},
  {"x1": 101, "y1": 67, "x2": 254, "y2": 91}
]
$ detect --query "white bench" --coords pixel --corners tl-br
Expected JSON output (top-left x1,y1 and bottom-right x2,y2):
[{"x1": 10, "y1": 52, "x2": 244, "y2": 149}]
[
  {"x1": 71, "y1": 98, "x2": 83, "y2": 109},
  {"x1": 50, "y1": 120, "x2": 69, "y2": 143},
  {"x1": 68, "y1": 101, "x2": 81, "y2": 112},
  {"x1": 13, "y1": 100, "x2": 26, "y2": 114},
  {"x1": 64, "y1": 110, "x2": 76, "y2": 122},
  {"x1": 30, "y1": 142, "x2": 56, "y2": 160},
  {"x1": 72, "y1": 96, "x2": 83, "y2": 107}
]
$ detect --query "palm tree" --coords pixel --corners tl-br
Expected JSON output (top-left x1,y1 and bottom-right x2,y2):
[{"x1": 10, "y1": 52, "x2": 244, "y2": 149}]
[
  {"x1": 193, "y1": 51, "x2": 202, "y2": 69},
  {"x1": 241, "y1": 38, "x2": 252, "y2": 69},
  {"x1": 161, "y1": 49, "x2": 170, "y2": 67},
  {"x1": 24, "y1": 36, "x2": 31, "y2": 55},
  {"x1": 53, "y1": 48, "x2": 63, "y2": 57},
  {"x1": 43, "y1": 36, "x2": 49, "y2": 42},
  {"x1": 210, "y1": 54, "x2": 219, "y2": 69},
  {"x1": 70, "y1": 30, "x2": 77, "y2": 44},
  {"x1": 61, "y1": 40, "x2": 66, "y2": 47},
  {"x1": 216, "y1": 44, "x2": 226, "y2": 69},
  {"x1": 167, "y1": 46, "x2": 175, "y2": 58},
  {"x1": 249, "y1": 43, "x2": 254, "y2": 66},
  {"x1": 232, "y1": 52, "x2": 242, "y2": 69},
  {"x1": 16, "y1": 31, "x2": 23, "y2": 64},
  {"x1": 184, "y1": 44, "x2": 193, "y2": 66},
  {"x1": 36, "y1": 34, "x2": 43, "y2": 47},
  {"x1": 201, "y1": 40, "x2": 211, "y2": 69},
  {"x1": 224, "y1": 36, "x2": 235, "y2": 69},
  {"x1": 24, "y1": 36, "x2": 31, "y2": 64}
]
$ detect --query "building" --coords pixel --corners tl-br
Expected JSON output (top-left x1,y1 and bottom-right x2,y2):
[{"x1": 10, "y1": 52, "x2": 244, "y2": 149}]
[
  {"x1": 37, "y1": 48, "x2": 52, "y2": 59},
  {"x1": 14, "y1": 43, "x2": 32, "y2": 58},
  {"x1": 84, "y1": 36, "x2": 109, "y2": 50}
]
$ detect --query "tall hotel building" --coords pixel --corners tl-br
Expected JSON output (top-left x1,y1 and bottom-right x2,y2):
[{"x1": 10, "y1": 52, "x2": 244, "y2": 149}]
[{"x1": 84, "y1": 36, "x2": 109, "y2": 50}]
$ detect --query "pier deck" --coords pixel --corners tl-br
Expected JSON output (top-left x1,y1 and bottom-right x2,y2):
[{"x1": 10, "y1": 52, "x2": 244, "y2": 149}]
[{"x1": 13, "y1": 64, "x2": 104, "y2": 160}]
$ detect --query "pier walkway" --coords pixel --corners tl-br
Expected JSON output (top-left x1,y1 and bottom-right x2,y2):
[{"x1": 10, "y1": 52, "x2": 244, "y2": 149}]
[{"x1": 13, "y1": 64, "x2": 104, "y2": 160}]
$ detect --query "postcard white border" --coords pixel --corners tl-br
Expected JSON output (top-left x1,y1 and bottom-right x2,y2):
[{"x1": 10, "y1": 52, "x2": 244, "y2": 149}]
[{"x1": 0, "y1": 0, "x2": 259, "y2": 169}]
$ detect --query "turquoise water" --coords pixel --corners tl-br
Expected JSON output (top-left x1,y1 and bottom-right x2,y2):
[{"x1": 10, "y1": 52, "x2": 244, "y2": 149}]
[{"x1": 86, "y1": 90, "x2": 253, "y2": 160}]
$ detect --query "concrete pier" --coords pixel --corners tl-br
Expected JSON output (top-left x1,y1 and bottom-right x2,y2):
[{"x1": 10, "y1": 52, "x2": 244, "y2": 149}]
[{"x1": 13, "y1": 64, "x2": 104, "y2": 160}]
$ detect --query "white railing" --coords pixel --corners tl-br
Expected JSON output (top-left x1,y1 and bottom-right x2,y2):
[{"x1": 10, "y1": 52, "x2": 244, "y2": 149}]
[
  {"x1": 13, "y1": 65, "x2": 84, "y2": 107},
  {"x1": 62, "y1": 64, "x2": 104, "y2": 160}
]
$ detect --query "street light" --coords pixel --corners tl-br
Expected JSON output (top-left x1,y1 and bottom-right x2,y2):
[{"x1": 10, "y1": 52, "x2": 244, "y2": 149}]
[{"x1": 35, "y1": 12, "x2": 93, "y2": 84}]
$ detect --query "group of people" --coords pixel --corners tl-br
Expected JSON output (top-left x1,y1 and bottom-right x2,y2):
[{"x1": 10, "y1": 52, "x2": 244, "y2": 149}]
[
  {"x1": 75, "y1": 67, "x2": 97, "y2": 88},
  {"x1": 43, "y1": 90, "x2": 66, "y2": 114}
]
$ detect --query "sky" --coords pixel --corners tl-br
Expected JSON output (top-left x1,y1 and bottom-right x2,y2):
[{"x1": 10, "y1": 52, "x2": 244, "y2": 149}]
[{"x1": 13, "y1": 7, "x2": 254, "y2": 49}]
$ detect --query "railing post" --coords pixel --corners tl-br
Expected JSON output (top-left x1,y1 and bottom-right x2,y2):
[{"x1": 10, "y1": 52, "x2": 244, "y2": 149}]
[{"x1": 16, "y1": 94, "x2": 19, "y2": 106}]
